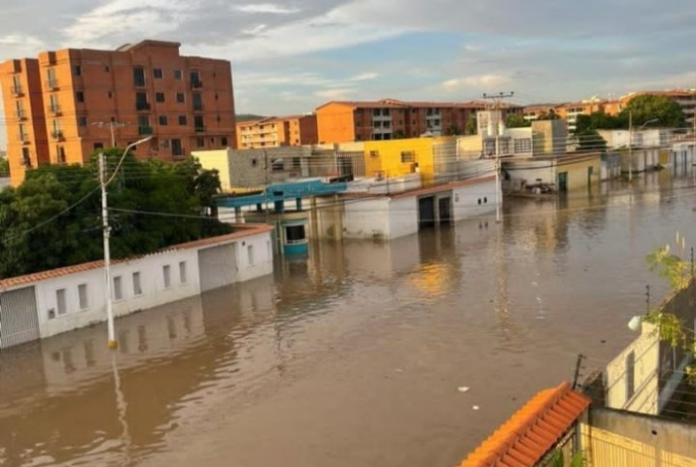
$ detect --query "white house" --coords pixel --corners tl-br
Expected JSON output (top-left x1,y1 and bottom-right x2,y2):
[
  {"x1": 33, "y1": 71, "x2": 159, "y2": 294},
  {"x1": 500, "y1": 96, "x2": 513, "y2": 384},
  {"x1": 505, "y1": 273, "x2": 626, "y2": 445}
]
[{"x1": 0, "y1": 224, "x2": 274, "y2": 349}]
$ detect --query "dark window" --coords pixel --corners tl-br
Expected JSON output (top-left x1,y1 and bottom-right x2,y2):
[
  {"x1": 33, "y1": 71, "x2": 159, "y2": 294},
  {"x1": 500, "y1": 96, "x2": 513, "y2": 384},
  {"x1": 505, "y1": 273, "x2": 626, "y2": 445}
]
[
  {"x1": 73, "y1": 65, "x2": 82, "y2": 77},
  {"x1": 272, "y1": 160, "x2": 284, "y2": 172},
  {"x1": 133, "y1": 67, "x2": 146, "y2": 87},
  {"x1": 626, "y1": 351, "x2": 636, "y2": 402},
  {"x1": 155, "y1": 92, "x2": 165, "y2": 103},
  {"x1": 153, "y1": 68, "x2": 163, "y2": 79},
  {"x1": 292, "y1": 157, "x2": 301, "y2": 169},
  {"x1": 178, "y1": 115, "x2": 187, "y2": 126},
  {"x1": 105, "y1": 65, "x2": 110, "y2": 72},
  {"x1": 137, "y1": 115, "x2": 150, "y2": 127},
  {"x1": 401, "y1": 151, "x2": 414, "y2": 163},
  {"x1": 174, "y1": 69, "x2": 183, "y2": 80},
  {"x1": 194, "y1": 115, "x2": 204, "y2": 132},
  {"x1": 176, "y1": 92, "x2": 185, "y2": 103},
  {"x1": 76, "y1": 91, "x2": 85, "y2": 103},
  {"x1": 217, "y1": 115, "x2": 221, "y2": 122},
  {"x1": 94, "y1": 142, "x2": 104, "y2": 151},
  {"x1": 171, "y1": 139, "x2": 183, "y2": 156},
  {"x1": 192, "y1": 93, "x2": 203, "y2": 111},
  {"x1": 78, "y1": 116, "x2": 87, "y2": 127},
  {"x1": 107, "y1": 91, "x2": 113, "y2": 99},
  {"x1": 159, "y1": 115, "x2": 168, "y2": 126},
  {"x1": 215, "y1": 93, "x2": 219, "y2": 100},
  {"x1": 196, "y1": 137, "x2": 205, "y2": 148},
  {"x1": 221, "y1": 137, "x2": 228, "y2": 146},
  {"x1": 286, "y1": 225, "x2": 306, "y2": 243},
  {"x1": 190, "y1": 70, "x2": 201, "y2": 86},
  {"x1": 21, "y1": 147, "x2": 31, "y2": 166}
]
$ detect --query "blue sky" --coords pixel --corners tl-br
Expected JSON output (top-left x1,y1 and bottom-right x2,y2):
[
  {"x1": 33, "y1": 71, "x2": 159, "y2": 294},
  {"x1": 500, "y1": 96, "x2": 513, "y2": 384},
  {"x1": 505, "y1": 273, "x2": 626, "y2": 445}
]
[{"x1": 1, "y1": 0, "x2": 696, "y2": 148}]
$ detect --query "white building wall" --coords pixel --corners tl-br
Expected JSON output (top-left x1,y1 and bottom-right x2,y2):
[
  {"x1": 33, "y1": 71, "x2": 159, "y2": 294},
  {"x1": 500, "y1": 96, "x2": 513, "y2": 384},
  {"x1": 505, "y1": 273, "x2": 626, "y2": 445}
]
[
  {"x1": 343, "y1": 198, "x2": 392, "y2": 240},
  {"x1": 235, "y1": 233, "x2": 275, "y2": 282},
  {"x1": 388, "y1": 197, "x2": 419, "y2": 240},
  {"x1": 452, "y1": 180, "x2": 498, "y2": 221}
]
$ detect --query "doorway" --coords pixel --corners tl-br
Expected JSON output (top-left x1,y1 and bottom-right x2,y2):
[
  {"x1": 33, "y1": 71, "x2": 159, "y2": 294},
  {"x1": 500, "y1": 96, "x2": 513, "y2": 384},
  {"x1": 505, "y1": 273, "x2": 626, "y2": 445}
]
[
  {"x1": 557, "y1": 172, "x2": 568, "y2": 193},
  {"x1": 418, "y1": 196, "x2": 436, "y2": 229},
  {"x1": 438, "y1": 197, "x2": 452, "y2": 225}
]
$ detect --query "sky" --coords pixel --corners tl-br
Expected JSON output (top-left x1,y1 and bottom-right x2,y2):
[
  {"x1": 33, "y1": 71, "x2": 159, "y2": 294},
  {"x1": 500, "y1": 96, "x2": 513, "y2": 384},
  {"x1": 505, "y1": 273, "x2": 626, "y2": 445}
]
[{"x1": 1, "y1": 0, "x2": 696, "y2": 148}]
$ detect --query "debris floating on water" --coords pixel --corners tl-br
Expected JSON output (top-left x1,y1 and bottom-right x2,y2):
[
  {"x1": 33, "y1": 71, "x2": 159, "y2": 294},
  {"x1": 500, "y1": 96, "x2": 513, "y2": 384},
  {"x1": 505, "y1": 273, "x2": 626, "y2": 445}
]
[{"x1": 458, "y1": 386, "x2": 470, "y2": 393}]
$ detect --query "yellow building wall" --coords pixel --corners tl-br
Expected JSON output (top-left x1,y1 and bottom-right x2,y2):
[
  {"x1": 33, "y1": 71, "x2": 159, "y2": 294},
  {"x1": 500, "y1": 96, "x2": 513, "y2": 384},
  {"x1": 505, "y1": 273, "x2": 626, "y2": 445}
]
[
  {"x1": 364, "y1": 138, "x2": 436, "y2": 186},
  {"x1": 556, "y1": 155, "x2": 602, "y2": 191},
  {"x1": 193, "y1": 149, "x2": 232, "y2": 191}
]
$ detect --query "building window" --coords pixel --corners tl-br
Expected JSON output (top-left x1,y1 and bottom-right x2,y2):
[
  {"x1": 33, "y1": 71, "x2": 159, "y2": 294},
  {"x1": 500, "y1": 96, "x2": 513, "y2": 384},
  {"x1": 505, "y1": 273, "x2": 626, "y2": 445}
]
[
  {"x1": 163, "y1": 265, "x2": 171, "y2": 288},
  {"x1": 247, "y1": 245, "x2": 255, "y2": 266},
  {"x1": 626, "y1": 351, "x2": 635, "y2": 402},
  {"x1": 190, "y1": 70, "x2": 202, "y2": 86},
  {"x1": 78, "y1": 284, "x2": 89, "y2": 310},
  {"x1": 56, "y1": 289, "x2": 67, "y2": 315},
  {"x1": 113, "y1": 276, "x2": 123, "y2": 301},
  {"x1": 133, "y1": 272, "x2": 142, "y2": 296},
  {"x1": 513, "y1": 138, "x2": 532, "y2": 154},
  {"x1": 133, "y1": 66, "x2": 146, "y2": 87},
  {"x1": 73, "y1": 65, "x2": 82, "y2": 77},
  {"x1": 94, "y1": 142, "x2": 104, "y2": 151},
  {"x1": 192, "y1": 93, "x2": 203, "y2": 111},
  {"x1": 221, "y1": 137, "x2": 228, "y2": 146},
  {"x1": 153, "y1": 68, "x2": 163, "y2": 79},
  {"x1": 105, "y1": 65, "x2": 110, "y2": 72},
  {"x1": 292, "y1": 157, "x2": 301, "y2": 169},
  {"x1": 179, "y1": 261, "x2": 187, "y2": 284},
  {"x1": 159, "y1": 115, "x2": 168, "y2": 126},
  {"x1": 286, "y1": 225, "x2": 306, "y2": 244},
  {"x1": 171, "y1": 139, "x2": 183, "y2": 156},
  {"x1": 401, "y1": 151, "x2": 415, "y2": 163},
  {"x1": 178, "y1": 115, "x2": 187, "y2": 126},
  {"x1": 108, "y1": 91, "x2": 113, "y2": 99},
  {"x1": 194, "y1": 115, "x2": 205, "y2": 132},
  {"x1": 76, "y1": 91, "x2": 85, "y2": 103},
  {"x1": 174, "y1": 69, "x2": 183, "y2": 80},
  {"x1": 272, "y1": 159, "x2": 284, "y2": 172},
  {"x1": 78, "y1": 116, "x2": 88, "y2": 127},
  {"x1": 176, "y1": 92, "x2": 185, "y2": 103},
  {"x1": 155, "y1": 92, "x2": 165, "y2": 103},
  {"x1": 21, "y1": 147, "x2": 31, "y2": 167},
  {"x1": 370, "y1": 150, "x2": 379, "y2": 158},
  {"x1": 196, "y1": 137, "x2": 205, "y2": 148},
  {"x1": 58, "y1": 146, "x2": 66, "y2": 163}
]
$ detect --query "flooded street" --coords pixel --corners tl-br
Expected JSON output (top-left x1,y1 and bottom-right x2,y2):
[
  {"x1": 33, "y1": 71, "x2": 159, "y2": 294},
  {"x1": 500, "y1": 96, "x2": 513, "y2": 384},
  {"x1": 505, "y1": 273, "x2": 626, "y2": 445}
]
[{"x1": 1, "y1": 168, "x2": 695, "y2": 467}]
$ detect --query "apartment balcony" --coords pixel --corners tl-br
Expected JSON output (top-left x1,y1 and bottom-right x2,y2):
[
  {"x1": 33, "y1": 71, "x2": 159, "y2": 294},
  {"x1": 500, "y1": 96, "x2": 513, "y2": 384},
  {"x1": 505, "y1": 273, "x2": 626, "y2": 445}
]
[
  {"x1": 11, "y1": 84, "x2": 24, "y2": 96},
  {"x1": 193, "y1": 103, "x2": 204, "y2": 112},
  {"x1": 51, "y1": 131, "x2": 65, "y2": 141},
  {"x1": 45, "y1": 79, "x2": 59, "y2": 91},
  {"x1": 138, "y1": 126, "x2": 153, "y2": 135},
  {"x1": 16, "y1": 109, "x2": 27, "y2": 120},
  {"x1": 191, "y1": 80, "x2": 203, "y2": 89},
  {"x1": 136, "y1": 102, "x2": 151, "y2": 112},
  {"x1": 195, "y1": 126, "x2": 206, "y2": 133},
  {"x1": 19, "y1": 133, "x2": 30, "y2": 144},
  {"x1": 48, "y1": 104, "x2": 62, "y2": 116}
]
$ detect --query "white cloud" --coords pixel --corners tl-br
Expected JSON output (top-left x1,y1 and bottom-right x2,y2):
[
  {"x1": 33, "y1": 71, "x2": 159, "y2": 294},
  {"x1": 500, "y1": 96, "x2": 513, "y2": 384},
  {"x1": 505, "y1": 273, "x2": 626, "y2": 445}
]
[
  {"x1": 62, "y1": 0, "x2": 194, "y2": 46},
  {"x1": 350, "y1": 72, "x2": 379, "y2": 81},
  {"x1": 233, "y1": 3, "x2": 301, "y2": 14},
  {"x1": 241, "y1": 24, "x2": 268, "y2": 35},
  {"x1": 443, "y1": 74, "x2": 511, "y2": 91},
  {"x1": 315, "y1": 88, "x2": 354, "y2": 100},
  {"x1": 0, "y1": 34, "x2": 45, "y2": 56}
]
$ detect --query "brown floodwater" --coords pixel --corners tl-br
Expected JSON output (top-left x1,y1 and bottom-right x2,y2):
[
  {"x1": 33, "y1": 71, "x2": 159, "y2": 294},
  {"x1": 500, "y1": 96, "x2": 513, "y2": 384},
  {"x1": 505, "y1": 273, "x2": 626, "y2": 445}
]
[{"x1": 1, "y1": 168, "x2": 695, "y2": 467}]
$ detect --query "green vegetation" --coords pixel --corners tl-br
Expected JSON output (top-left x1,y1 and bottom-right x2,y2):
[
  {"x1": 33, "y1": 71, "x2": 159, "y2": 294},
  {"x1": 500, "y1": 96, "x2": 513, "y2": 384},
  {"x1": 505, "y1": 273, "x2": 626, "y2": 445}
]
[
  {"x1": 576, "y1": 128, "x2": 608, "y2": 152},
  {"x1": 644, "y1": 234, "x2": 696, "y2": 386},
  {"x1": 0, "y1": 157, "x2": 8, "y2": 177},
  {"x1": 444, "y1": 125, "x2": 462, "y2": 136},
  {"x1": 506, "y1": 114, "x2": 531, "y2": 128},
  {"x1": 0, "y1": 150, "x2": 230, "y2": 279},
  {"x1": 466, "y1": 114, "x2": 478, "y2": 135},
  {"x1": 236, "y1": 114, "x2": 266, "y2": 122},
  {"x1": 551, "y1": 449, "x2": 585, "y2": 467},
  {"x1": 575, "y1": 95, "x2": 686, "y2": 135}
]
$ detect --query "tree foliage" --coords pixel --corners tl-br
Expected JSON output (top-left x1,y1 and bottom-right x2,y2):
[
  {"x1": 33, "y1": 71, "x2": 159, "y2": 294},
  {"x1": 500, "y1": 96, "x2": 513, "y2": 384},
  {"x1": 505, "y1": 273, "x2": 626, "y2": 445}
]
[
  {"x1": 576, "y1": 128, "x2": 608, "y2": 152},
  {"x1": 466, "y1": 114, "x2": 478, "y2": 135},
  {"x1": 506, "y1": 114, "x2": 531, "y2": 128},
  {"x1": 0, "y1": 150, "x2": 230, "y2": 279},
  {"x1": 0, "y1": 157, "x2": 8, "y2": 177},
  {"x1": 575, "y1": 112, "x2": 626, "y2": 133},
  {"x1": 621, "y1": 94, "x2": 687, "y2": 128}
]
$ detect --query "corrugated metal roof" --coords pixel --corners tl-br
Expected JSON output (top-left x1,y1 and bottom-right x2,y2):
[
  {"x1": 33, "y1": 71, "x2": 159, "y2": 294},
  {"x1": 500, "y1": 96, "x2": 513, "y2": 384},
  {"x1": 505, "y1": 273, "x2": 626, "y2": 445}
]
[{"x1": 457, "y1": 382, "x2": 590, "y2": 467}]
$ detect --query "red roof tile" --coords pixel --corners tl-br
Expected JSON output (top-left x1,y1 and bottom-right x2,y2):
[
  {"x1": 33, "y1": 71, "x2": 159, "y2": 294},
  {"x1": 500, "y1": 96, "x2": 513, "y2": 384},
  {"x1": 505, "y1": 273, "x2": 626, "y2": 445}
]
[
  {"x1": 0, "y1": 224, "x2": 273, "y2": 290},
  {"x1": 457, "y1": 382, "x2": 590, "y2": 467}
]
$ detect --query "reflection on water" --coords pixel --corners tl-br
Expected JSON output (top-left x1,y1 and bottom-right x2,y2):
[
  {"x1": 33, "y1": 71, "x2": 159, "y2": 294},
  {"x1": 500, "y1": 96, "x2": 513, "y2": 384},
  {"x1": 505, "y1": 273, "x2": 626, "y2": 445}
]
[{"x1": 0, "y1": 168, "x2": 695, "y2": 467}]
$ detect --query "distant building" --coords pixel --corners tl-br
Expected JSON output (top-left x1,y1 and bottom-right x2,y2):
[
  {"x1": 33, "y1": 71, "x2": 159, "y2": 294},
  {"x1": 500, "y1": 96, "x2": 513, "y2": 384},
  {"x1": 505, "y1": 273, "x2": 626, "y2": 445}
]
[
  {"x1": 0, "y1": 40, "x2": 236, "y2": 186},
  {"x1": 316, "y1": 99, "x2": 510, "y2": 144},
  {"x1": 236, "y1": 114, "x2": 318, "y2": 150},
  {"x1": 523, "y1": 98, "x2": 623, "y2": 132}
]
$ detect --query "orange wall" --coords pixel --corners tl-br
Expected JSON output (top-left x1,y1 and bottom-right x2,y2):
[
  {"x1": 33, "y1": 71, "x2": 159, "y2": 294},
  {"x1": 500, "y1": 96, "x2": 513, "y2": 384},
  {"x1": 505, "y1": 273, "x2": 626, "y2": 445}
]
[{"x1": 317, "y1": 103, "x2": 357, "y2": 143}]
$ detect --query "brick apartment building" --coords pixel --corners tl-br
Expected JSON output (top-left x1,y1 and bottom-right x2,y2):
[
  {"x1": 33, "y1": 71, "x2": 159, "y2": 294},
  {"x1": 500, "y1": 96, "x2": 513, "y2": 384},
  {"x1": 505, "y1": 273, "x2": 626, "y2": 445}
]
[
  {"x1": 237, "y1": 114, "x2": 318, "y2": 149},
  {"x1": 315, "y1": 99, "x2": 517, "y2": 144},
  {"x1": 523, "y1": 99, "x2": 622, "y2": 131},
  {"x1": 0, "y1": 40, "x2": 236, "y2": 185}
]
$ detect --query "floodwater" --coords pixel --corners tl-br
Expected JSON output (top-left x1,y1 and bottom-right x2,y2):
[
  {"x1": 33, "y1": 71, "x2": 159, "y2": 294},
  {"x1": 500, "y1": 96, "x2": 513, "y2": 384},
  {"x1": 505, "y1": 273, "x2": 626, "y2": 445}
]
[{"x1": 1, "y1": 168, "x2": 695, "y2": 467}]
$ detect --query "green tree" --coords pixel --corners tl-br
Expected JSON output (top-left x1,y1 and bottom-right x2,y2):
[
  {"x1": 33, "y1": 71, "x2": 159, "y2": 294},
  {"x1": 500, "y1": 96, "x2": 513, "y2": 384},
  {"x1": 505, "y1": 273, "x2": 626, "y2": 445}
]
[
  {"x1": 576, "y1": 128, "x2": 608, "y2": 152},
  {"x1": 466, "y1": 114, "x2": 478, "y2": 135},
  {"x1": 0, "y1": 151, "x2": 230, "y2": 279},
  {"x1": 551, "y1": 449, "x2": 585, "y2": 467},
  {"x1": 444, "y1": 125, "x2": 462, "y2": 136},
  {"x1": 537, "y1": 109, "x2": 560, "y2": 120},
  {"x1": 506, "y1": 114, "x2": 531, "y2": 128},
  {"x1": 575, "y1": 112, "x2": 626, "y2": 133},
  {"x1": 621, "y1": 94, "x2": 686, "y2": 128},
  {"x1": 392, "y1": 129, "x2": 407, "y2": 139},
  {"x1": 0, "y1": 157, "x2": 9, "y2": 177}
]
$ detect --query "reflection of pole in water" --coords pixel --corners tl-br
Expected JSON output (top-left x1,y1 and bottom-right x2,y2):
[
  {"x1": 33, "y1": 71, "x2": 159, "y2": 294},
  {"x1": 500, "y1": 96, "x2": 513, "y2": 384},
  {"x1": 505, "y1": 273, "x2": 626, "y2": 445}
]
[
  {"x1": 494, "y1": 221, "x2": 512, "y2": 339},
  {"x1": 111, "y1": 351, "x2": 132, "y2": 465}
]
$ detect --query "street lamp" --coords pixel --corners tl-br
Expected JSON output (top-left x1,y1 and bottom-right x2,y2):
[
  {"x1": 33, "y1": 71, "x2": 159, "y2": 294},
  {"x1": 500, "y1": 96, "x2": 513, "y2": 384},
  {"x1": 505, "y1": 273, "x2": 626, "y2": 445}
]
[
  {"x1": 628, "y1": 113, "x2": 659, "y2": 182},
  {"x1": 100, "y1": 136, "x2": 153, "y2": 350}
]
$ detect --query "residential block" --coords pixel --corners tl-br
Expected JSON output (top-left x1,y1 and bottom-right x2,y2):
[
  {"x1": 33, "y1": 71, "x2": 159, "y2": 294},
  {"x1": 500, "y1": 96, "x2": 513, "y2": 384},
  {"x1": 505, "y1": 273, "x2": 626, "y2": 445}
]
[{"x1": 236, "y1": 114, "x2": 318, "y2": 149}]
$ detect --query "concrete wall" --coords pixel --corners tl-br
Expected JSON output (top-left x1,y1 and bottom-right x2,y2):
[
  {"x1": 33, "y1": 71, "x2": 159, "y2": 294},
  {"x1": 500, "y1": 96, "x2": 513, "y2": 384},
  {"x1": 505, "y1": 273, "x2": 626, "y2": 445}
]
[
  {"x1": 346, "y1": 173, "x2": 421, "y2": 195},
  {"x1": 561, "y1": 155, "x2": 602, "y2": 191},
  {"x1": 343, "y1": 197, "x2": 393, "y2": 240},
  {"x1": 452, "y1": 179, "x2": 498, "y2": 221},
  {"x1": 388, "y1": 196, "x2": 419, "y2": 239},
  {"x1": 582, "y1": 408, "x2": 696, "y2": 467},
  {"x1": 364, "y1": 137, "x2": 435, "y2": 185},
  {"x1": 532, "y1": 119, "x2": 567, "y2": 157}
]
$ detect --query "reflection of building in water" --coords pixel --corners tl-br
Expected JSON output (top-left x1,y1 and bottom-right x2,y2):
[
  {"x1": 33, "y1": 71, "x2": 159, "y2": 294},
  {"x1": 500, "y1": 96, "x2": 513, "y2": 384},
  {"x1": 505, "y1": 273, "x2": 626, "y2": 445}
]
[{"x1": 342, "y1": 235, "x2": 421, "y2": 281}]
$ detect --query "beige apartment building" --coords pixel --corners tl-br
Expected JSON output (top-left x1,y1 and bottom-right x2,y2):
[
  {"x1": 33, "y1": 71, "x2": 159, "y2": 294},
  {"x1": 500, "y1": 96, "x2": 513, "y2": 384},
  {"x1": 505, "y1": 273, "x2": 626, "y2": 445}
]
[
  {"x1": 0, "y1": 40, "x2": 236, "y2": 186},
  {"x1": 236, "y1": 114, "x2": 318, "y2": 150}
]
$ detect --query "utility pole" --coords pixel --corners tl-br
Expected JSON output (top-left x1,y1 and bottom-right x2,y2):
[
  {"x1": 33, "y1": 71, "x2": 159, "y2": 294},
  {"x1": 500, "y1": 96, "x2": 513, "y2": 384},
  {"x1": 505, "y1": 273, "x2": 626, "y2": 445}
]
[
  {"x1": 99, "y1": 153, "x2": 116, "y2": 350},
  {"x1": 483, "y1": 92, "x2": 514, "y2": 223},
  {"x1": 93, "y1": 121, "x2": 129, "y2": 148},
  {"x1": 628, "y1": 110, "x2": 633, "y2": 182}
]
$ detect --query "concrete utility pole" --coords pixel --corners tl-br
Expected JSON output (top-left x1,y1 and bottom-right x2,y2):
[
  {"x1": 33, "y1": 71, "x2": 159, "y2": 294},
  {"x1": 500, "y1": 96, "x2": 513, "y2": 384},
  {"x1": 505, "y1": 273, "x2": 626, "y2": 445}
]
[
  {"x1": 628, "y1": 111, "x2": 633, "y2": 182},
  {"x1": 483, "y1": 92, "x2": 514, "y2": 223},
  {"x1": 100, "y1": 136, "x2": 152, "y2": 350},
  {"x1": 93, "y1": 121, "x2": 129, "y2": 148}
]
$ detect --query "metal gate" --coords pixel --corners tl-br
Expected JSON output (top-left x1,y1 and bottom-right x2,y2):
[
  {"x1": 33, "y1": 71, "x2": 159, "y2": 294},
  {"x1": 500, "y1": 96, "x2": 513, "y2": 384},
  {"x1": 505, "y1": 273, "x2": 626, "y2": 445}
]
[{"x1": 0, "y1": 286, "x2": 41, "y2": 349}]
